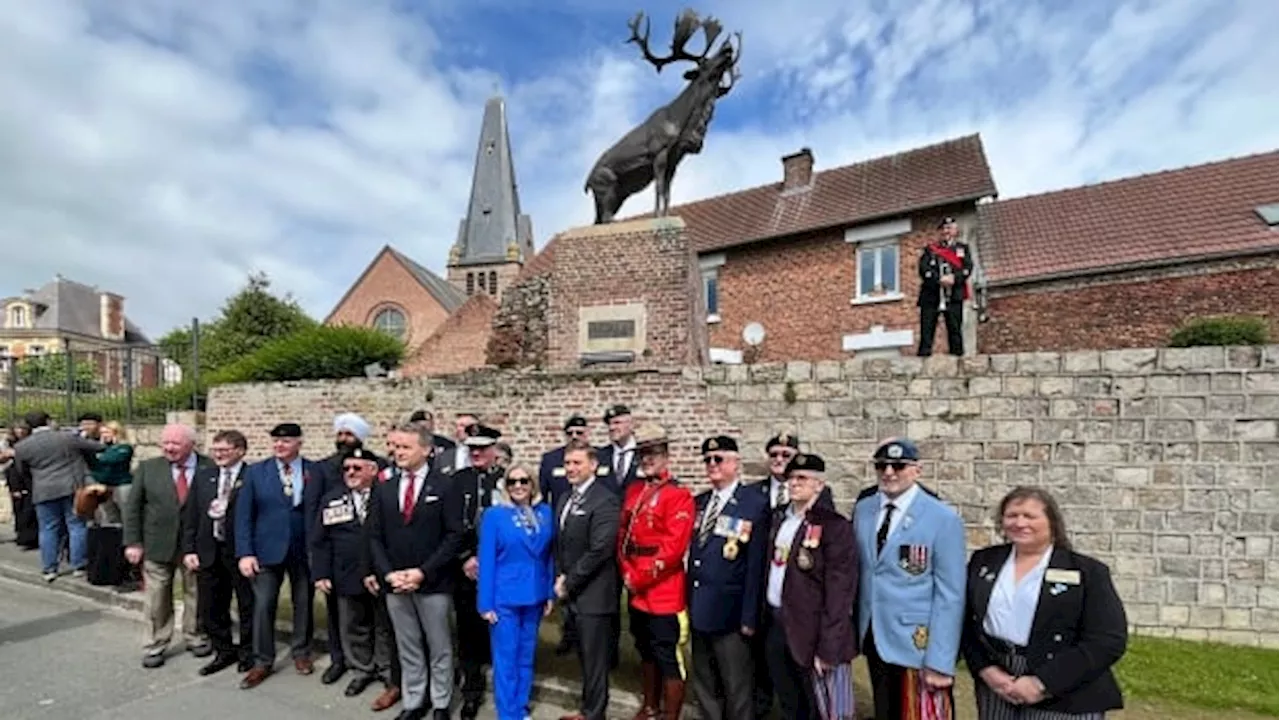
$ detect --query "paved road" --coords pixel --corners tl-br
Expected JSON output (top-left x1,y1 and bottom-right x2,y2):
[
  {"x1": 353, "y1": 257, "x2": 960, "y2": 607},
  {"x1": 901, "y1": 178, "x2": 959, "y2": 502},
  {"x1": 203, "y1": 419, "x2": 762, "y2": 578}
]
[{"x1": 0, "y1": 576, "x2": 572, "y2": 720}]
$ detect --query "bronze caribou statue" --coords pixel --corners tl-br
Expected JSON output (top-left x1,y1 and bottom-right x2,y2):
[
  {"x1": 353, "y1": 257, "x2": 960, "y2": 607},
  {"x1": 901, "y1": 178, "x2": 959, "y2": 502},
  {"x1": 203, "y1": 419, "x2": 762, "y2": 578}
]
[{"x1": 584, "y1": 9, "x2": 742, "y2": 224}]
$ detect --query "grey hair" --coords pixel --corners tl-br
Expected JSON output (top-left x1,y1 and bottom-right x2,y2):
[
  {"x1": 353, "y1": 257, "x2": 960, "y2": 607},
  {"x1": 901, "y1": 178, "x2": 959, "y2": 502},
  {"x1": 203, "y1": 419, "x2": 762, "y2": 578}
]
[
  {"x1": 391, "y1": 423, "x2": 434, "y2": 449},
  {"x1": 163, "y1": 423, "x2": 198, "y2": 444}
]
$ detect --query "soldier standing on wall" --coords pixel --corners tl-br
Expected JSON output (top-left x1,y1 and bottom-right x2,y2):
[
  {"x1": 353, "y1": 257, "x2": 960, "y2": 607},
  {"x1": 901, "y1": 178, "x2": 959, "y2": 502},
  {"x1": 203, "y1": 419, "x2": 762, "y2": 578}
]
[{"x1": 917, "y1": 217, "x2": 973, "y2": 357}]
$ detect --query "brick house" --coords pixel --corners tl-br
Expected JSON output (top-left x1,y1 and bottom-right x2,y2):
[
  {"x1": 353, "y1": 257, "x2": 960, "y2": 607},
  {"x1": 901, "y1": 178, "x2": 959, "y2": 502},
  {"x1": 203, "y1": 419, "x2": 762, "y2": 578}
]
[
  {"x1": 673, "y1": 134, "x2": 998, "y2": 362},
  {"x1": 0, "y1": 275, "x2": 160, "y2": 390},
  {"x1": 975, "y1": 150, "x2": 1280, "y2": 353}
]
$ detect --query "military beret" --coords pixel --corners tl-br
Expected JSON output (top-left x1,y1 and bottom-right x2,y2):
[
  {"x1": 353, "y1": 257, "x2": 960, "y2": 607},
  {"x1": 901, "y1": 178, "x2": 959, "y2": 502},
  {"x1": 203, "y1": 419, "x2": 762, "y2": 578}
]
[
  {"x1": 463, "y1": 424, "x2": 502, "y2": 448},
  {"x1": 701, "y1": 435, "x2": 738, "y2": 454},
  {"x1": 873, "y1": 438, "x2": 920, "y2": 462},
  {"x1": 603, "y1": 404, "x2": 631, "y2": 422},
  {"x1": 77, "y1": 412, "x2": 103, "y2": 423},
  {"x1": 269, "y1": 422, "x2": 303, "y2": 438},
  {"x1": 342, "y1": 447, "x2": 381, "y2": 464},
  {"x1": 564, "y1": 414, "x2": 588, "y2": 431},
  {"x1": 407, "y1": 410, "x2": 431, "y2": 423},
  {"x1": 765, "y1": 432, "x2": 799, "y2": 452},
  {"x1": 785, "y1": 453, "x2": 825, "y2": 475}
]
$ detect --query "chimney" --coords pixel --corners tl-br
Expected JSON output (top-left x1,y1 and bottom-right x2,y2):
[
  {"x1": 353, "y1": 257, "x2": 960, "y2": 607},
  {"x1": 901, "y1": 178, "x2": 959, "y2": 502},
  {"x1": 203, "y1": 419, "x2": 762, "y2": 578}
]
[
  {"x1": 100, "y1": 292, "x2": 125, "y2": 341},
  {"x1": 781, "y1": 148, "x2": 814, "y2": 191}
]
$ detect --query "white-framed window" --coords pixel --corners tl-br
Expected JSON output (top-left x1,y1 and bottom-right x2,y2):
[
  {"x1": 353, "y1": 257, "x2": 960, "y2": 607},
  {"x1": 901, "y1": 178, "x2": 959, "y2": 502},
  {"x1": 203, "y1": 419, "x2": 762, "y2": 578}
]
[
  {"x1": 27, "y1": 344, "x2": 46, "y2": 356},
  {"x1": 371, "y1": 307, "x2": 407, "y2": 341},
  {"x1": 8, "y1": 305, "x2": 26, "y2": 328},
  {"x1": 698, "y1": 252, "x2": 727, "y2": 323},
  {"x1": 845, "y1": 218, "x2": 911, "y2": 304}
]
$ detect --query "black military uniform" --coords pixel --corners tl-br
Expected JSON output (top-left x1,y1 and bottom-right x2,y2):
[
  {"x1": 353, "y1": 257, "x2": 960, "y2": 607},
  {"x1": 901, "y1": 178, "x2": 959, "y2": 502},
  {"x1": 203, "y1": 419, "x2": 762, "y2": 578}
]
[
  {"x1": 539, "y1": 414, "x2": 590, "y2": 657},
  {"x1": 451, "y1": 424, "x2": 503, "y2": 719},
  {"x1": 917, "y1": 216, "x2": 973, "y2": 357}
]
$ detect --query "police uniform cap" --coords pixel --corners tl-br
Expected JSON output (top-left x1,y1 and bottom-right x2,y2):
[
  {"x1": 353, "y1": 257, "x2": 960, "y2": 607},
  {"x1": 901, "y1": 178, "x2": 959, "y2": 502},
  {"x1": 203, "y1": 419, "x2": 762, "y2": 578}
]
[
  {"x1": 462, "y1": 424, "x2": 502, "y2": 448},
  {"x1": 938, "y1": 216, "x2": 957, "y2": 228},
  {"x1": 603, "y1": 404, "x2": 631, "y2": 423},
  {"x1": 765, "y1": 432, "x2": 799, "y2": 451},
  {"x1": 701, "y1": 435, "x2": 738, "y2": 454},
  {"x1": 784, "y1": 453, "x2": 825, "y2": 475},
  {"x1": 563, "y1": 414, "x2": 588, "y2": 431},
  {"x1": 873, "y1": 437, "x2": 920, "y2": 462},
  {"x1": 633, "y1": 423, "x2": 669, "y2": 451},
  {"x1": 269, "y1": 423, "x2": 303, "y2": 438}
]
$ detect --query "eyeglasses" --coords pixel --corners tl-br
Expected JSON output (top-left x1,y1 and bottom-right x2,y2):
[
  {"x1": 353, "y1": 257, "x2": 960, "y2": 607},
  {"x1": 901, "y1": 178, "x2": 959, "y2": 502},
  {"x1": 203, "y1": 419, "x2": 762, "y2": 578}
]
[
  {"x1": 343, "y1": 466, "x2": 362, "y2": 474},
  {"x1": 875, "y1": 462, "x2": 909, "y2": 472},
  {"x1": 703, "y1": 455, "x2": 728, "y2": 465},
  {"x1": 768, "y1": 451, "x2": 795, "y2": 460},
  {"x1": 507, "y1": 476, "x2": 531, "y2": 486}
]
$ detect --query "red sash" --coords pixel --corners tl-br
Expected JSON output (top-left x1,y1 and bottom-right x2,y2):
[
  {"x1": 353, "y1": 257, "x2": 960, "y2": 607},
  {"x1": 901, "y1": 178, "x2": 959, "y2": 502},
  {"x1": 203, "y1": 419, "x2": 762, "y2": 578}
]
[{"x1": 929, "y1": 244, "x2": 970, "y2": 300}]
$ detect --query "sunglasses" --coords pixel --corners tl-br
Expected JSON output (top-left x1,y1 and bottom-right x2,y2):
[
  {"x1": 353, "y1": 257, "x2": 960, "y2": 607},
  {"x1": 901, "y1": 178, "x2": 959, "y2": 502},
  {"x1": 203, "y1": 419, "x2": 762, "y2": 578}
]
[
  {"x1": 566, "y1": 428, "x2": 586, "y2": 436},
  {"x1": 703, "y1": 455, "x2": 728, "y2": 465},
  {"x1": 342, "y1": 465, "x2": 364, "y2": 474},
  {"x1": 768, "y1": 451, "x2": 796, "y2": 460},
  {"x1": 507, "y1": 476, "x2": 531, "y2": 486},
  {"x1": 874, "y1": 461, "x2": 909, "y2": 472}
]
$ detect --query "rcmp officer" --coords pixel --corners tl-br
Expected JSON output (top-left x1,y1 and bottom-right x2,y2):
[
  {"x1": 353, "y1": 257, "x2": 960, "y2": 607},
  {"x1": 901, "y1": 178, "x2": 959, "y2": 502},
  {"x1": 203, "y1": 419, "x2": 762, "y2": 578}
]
[
  {"x1": 310, "y1": 447, "x2": 399, "y2": 701},
  {"x1": 539, "y1": 413, "x2": 591, "y2": 657},
  {"x1": 617, "y1": 424, "x2": 696, "y2": 720},
  {"x1": 917, "y1": 216, "x2": 973, "y2": 357},
  {"x1": 451, "y1": 423, "x2": 504, "y2": 720},
  {"x1": 854, "y1": 437, "x2": 966, "y2": 720},
  {"x1": 687, "y1": 435, "x2": 770, "y2": 720}
]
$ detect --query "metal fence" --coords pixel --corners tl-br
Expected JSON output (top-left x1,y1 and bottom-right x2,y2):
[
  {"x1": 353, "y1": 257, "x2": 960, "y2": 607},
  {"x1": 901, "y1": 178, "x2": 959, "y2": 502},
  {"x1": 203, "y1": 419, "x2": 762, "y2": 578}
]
[{"x1": 1, "y1": 322, "x2": 202, "y2": 426}]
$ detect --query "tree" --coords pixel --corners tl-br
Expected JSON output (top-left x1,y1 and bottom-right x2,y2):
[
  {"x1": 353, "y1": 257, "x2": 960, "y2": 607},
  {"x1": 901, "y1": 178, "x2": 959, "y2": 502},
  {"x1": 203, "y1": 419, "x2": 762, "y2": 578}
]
[
  {"x1": 17, "y1": 353, "x2": 99, "y2": 392},
  {"x1": 158, "y1": 272, "x2": 317, "y2": 378}
]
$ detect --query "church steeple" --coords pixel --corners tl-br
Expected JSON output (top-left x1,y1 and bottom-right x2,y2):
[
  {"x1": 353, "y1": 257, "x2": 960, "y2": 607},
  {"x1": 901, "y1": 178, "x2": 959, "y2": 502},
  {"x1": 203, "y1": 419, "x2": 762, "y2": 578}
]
[{"x1": 449, "y1": 95, "x2": 533, "y2": 272}]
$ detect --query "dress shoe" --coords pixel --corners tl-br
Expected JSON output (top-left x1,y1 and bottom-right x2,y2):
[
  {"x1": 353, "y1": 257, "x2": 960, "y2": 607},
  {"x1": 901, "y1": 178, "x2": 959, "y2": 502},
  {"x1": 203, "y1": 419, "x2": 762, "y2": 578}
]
[
  {"x1": 558, "y1": 714, "x2": 587, "y2": 720},
  {"x1": 198, "y1": 653, "x2": 238, "y2": 676},
  {"x1": 141, "y1": 653, "x2": 166, "y2": 669},
  {"x1": 240, "y1": 666, "x2": 272, "y2": 690},
  {"x1": 432, "y1": 710, "x2": 451, "y2": 720},
  {"x1": 461, "y1": 699, "x2": 481, "y2": 719},
  {"x1": 189, "y1": 642, "x2": 214, "y2": 658},
  {"x1": 393, "y1": 709, "x2": 425, "y2": 720},
  {"x1": 294, "y1": 657, "x2": 315, "y2": 675},
  {"x1": 344, "y1": 674, "x2": 377, "y2": 697},
  {"x1": 321, "y1": 661, "x2": 347, "y2": 685},
  {"x1": 371, "y1": 686, "x2": 401, "y2": 712}
]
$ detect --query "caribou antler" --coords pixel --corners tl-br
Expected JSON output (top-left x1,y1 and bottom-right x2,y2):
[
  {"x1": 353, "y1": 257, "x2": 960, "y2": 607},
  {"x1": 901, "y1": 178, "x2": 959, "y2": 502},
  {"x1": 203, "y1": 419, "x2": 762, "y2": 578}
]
[
  {"x1": 627, "y1": 9, "x2": 725, "y2": 73},
  {"x1": 716, "y1": 32, "x2": 743, "y2": 97}
]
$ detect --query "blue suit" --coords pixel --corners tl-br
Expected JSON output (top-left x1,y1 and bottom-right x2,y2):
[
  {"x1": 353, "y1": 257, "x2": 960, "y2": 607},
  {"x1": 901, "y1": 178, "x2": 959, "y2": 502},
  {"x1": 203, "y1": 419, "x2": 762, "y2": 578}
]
[
  {"x1": 477, "y1": 503, "x2": 555, "y2": 720},
  {"x1": 853, "y1": 488, "x2": 966, "y2": 675}
]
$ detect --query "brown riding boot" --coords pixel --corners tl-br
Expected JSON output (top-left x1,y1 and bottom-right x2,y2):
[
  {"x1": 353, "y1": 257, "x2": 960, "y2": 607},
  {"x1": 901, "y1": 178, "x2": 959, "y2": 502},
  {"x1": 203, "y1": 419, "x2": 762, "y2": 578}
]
[
  {"x1": 661, "y1": 676, "x2": 686, "y2": 720},
  {"x1": 631, "y1": 661, "x2": 660, "y2": 719}
]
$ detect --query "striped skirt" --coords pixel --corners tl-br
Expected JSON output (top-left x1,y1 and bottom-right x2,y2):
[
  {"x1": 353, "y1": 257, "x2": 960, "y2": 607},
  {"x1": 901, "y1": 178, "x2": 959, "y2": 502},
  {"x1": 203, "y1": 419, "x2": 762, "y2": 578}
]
[
  {"x1": 811, "y1": 662, "x2": 856, "y2": 720},
  {"x1": 975, "y1": 650, "x2": 1106, "y2": 720}
]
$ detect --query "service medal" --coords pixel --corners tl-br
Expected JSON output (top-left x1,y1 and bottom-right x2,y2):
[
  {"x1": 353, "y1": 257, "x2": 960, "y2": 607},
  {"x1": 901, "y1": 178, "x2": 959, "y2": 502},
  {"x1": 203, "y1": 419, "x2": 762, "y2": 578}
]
[
  {"x1": 801, "y1": 524, "x2": 822, "y2": 549},
  {"x1": 723, "y1": 539, "x2": 739, "y2": 561},
  {"x1": 913, "y1": 625, "x2": 929, "y2": 650},
  {"x1": 796, "y1": 548, "x2": 814, "y2": 571}
]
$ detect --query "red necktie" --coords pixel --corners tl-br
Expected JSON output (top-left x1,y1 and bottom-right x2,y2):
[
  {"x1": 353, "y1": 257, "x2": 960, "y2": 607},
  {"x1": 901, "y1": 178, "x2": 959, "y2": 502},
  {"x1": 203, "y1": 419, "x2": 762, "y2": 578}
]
[
  {"x1": 175, "y1": 465, "x2": 189, "y2": 505},
  {"x1": 402, "y1": 472, "x2": 416, "y2": 524}
]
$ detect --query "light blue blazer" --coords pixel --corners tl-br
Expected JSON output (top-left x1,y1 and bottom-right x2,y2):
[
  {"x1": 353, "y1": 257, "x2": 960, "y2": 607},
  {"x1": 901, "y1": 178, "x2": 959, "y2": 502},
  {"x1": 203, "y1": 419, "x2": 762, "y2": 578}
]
[
  {"x1": 477, "y1": 503, "x2": 556, "y2": 614},
  {"x1": 853, "y1": 489, "x2": 967, "y2": 675}
]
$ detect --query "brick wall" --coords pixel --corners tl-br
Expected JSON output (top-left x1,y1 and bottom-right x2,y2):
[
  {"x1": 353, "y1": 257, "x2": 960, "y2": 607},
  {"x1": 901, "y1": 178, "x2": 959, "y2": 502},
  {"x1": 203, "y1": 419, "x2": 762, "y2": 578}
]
[
  {"x1": 981, "y1": 258, "x2": 1279, "y2": 354},
  {"x1": 706, "y1": 204, "x2": 978, "y2": 362},
  {"x1": 206, "y1": 344, "x2": 1280, "y2": 647},
  {"x1": 403, "y1": 294, "x2": 498, "y2": 376},
  {"x1": 446, "y1": 261, "x2": 522, "y2": 301},
  {"x1": 326, "y1": 251, "x2": 451, "y2": 353}
]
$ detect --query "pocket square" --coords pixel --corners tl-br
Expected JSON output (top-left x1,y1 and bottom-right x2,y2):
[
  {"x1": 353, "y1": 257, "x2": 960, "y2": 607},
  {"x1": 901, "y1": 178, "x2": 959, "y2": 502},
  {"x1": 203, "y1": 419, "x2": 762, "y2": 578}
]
[{"x1": 425, "y1": 495, "x2": 441, "y2": 503}]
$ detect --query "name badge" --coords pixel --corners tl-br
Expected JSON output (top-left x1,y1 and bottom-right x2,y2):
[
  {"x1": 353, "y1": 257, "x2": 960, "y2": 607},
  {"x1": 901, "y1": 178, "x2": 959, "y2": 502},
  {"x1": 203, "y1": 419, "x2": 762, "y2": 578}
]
[
  {"x1": 1045, "y1": 569, "x2": 1081, "y2": 585},
  {"x1": 553, "y1": 467, "x2": 566, "y2": 477},
  {"x1": 596, "y1": 465, "x2": 609, "y2": 476},
  {"x1": 322, "y1": 503, "x2": 355, "y2": 526}
]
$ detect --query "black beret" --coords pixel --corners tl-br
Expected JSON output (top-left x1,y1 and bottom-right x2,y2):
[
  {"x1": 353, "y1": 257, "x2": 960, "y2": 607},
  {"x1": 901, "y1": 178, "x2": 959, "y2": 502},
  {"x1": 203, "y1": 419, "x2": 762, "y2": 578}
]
[
  {"x1": 765, "y1": 432, "x2": 799, "y2": 451},
  {"x1": 342, "y1": 447, "x2": 381, "y2": 464},
  {"x1": 701, "y1": 435, "x2": 738, "y2": 454},
  {"x1": 784, "y1": 453, "x2": 825, "y2": 475},
  {"x1": 463, "y1": 424, "x2": 502, "y2": 447},
  {"x1": 77, "y1": 412, "x2": 103, "y2": 423},
  {"x1": 603, "y1": 404, "x2": 631, "y2": 422},
  {"x1": 269, "y1": 423, "x2": 303, "y2": 438},
  {"x1": 564, "y1": 414, "x2": 588, "y2": 431},
  {"x1": 407, "y1": 410, "x2": 431, "y2": 423}
]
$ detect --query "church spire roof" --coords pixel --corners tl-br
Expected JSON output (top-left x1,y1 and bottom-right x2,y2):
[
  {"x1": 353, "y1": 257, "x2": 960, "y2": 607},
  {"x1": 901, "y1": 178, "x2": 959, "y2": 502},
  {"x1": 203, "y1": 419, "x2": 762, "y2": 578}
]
[{"x1": 451, "y1": 95, "x2": 533, "y2": 267}]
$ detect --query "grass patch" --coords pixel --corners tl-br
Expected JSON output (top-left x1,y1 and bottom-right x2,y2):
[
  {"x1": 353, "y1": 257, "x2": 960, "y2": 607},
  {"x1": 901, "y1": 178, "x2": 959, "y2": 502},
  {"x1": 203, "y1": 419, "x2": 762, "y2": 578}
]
[{"x1": 1115, "y1": 636, "x2": 1278, "y2": 716}]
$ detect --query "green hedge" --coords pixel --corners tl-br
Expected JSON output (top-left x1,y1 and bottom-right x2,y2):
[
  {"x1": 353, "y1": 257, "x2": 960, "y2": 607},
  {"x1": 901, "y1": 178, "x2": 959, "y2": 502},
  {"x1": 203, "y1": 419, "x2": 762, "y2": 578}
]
[
  {"x1": 210, "y1": 325, "x2": 404, "y2": 384},
  {"x1": 1169, "y1": 315, "x2": 1270, "y2": 348}
]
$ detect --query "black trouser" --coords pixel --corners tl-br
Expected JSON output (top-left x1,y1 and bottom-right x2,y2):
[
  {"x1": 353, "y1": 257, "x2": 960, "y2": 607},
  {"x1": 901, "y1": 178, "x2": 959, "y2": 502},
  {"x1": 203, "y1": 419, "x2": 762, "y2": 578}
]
[
  {"x1": 765, "y1": 607, "x2": 817, "y2": 720},
  {"x1": 576, "y1": 611, "x2": 614, "y2": 720},
  {"x1": 199, "y1": 547, "x2": 254, "y2": 657},
  {"x1": 454, "y1": 576, "x2": 491, "y2": 704},
  {"x1": 918, "y1": 300, "x2": 964, "y2": 356},
  {"x1": 326, "y1": 589, "x2": 345, "y2": 667},
  {"x1": 628, "y1": 607, "x2": 682, "y2": 679},
  {"x1": 752, "y1": 608, "x2": 776, "y2": 719},
  {"x1": 864, "y1": 628, "x2": 906, "y2": 720},
  {"x1": 250, "y1": 541, "x2": 313, "y2": 668}
]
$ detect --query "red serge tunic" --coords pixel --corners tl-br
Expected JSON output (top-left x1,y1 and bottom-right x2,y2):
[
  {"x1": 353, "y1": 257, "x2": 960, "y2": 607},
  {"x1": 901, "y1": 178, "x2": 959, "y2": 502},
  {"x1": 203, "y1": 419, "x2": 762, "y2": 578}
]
[{"x1": 617, "y1": 474, "x2": 696, "y2": 615}]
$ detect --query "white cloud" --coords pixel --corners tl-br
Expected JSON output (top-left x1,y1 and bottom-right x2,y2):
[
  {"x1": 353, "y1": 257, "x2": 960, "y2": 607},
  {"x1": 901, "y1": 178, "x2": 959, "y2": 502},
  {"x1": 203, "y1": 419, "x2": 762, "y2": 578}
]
[{"x1": 0, "y1": 0, "x2": 1274, "y2": 339}]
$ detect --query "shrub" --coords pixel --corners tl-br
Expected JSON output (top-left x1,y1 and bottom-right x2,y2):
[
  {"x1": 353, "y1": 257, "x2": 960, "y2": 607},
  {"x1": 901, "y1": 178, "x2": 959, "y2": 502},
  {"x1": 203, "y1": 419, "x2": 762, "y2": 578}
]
[
  {"x1": 1169, "y1": 315, "x2": 1270, "y2": 348},
  {"x1": 211, "y1": 325, "x2": 404, "y2": 384}
]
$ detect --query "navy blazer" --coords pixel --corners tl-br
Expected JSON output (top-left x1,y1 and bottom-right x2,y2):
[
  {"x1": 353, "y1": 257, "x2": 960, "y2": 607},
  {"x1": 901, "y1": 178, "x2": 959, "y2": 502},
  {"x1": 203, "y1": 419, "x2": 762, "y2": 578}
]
[
  {"x1": 235, "y1": 456, "x2": 318, "y2": 566},
  {"x1": 477, "y1": 503, "x2": 555, "y2": 613},
  {"x1": 687, "y1": 482, "x2": 770, "y2": 635},
  {"x1": 310, "y1": 486, "x2": 375, "y2": 598},
  {"x1": 538, "y1": 447, "x2": 571, "y2": 510},
  {"x1": 595, "y1": 444, "x2": 638, "y2": 495}
]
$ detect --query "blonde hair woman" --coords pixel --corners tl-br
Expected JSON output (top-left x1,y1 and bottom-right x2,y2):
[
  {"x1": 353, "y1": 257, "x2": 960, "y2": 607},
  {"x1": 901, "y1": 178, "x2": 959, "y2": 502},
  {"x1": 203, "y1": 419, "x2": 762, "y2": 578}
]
[{"x1": 477, "y1": 464, "x2": 555, "y2": 720}]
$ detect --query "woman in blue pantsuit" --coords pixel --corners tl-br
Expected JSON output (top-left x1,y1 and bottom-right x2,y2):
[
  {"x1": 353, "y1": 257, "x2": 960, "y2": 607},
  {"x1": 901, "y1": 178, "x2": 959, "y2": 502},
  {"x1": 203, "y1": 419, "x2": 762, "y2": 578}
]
[{"x1": 478, "y1": 464, "x2": 556, "y2": 720}]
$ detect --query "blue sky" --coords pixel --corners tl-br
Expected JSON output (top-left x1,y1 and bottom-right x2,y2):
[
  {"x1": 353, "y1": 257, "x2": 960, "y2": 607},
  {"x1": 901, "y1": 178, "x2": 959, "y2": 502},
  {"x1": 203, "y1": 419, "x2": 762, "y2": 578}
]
[{"x1": 0, "y1": 0, "x2": 1276, "y2": 336}]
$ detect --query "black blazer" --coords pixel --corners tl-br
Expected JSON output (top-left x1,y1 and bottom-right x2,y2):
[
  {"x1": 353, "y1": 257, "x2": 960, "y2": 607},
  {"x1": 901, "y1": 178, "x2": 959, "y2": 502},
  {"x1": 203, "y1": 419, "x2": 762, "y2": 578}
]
[
  {"x1": 553, "y1": 479, "x2": 621, "y2": 616},
  {"x1": 368, "y1": 466, "x2": 464, "y2": 596},
  {"x1": 181, "y1": 463, "x2": 247, "y2": 567},
  {"x1": 961, "y1": 544, "x2": 1127, "y2": 715},
  {"x1": 311, "y1": 485, "x2": 375, "y2": 597},
  {"x1": 452, "y1": 465, "x2": 501, "y2": 564},
  {"x1": 750, "y1": 476, "x2": 834, "y2": 512},
  {"x1": 916, "y1": 240, "x2": 973, "y2": 307},
  {"x1": 595, "y1": 444, "x2": 639, "y2": 495}
]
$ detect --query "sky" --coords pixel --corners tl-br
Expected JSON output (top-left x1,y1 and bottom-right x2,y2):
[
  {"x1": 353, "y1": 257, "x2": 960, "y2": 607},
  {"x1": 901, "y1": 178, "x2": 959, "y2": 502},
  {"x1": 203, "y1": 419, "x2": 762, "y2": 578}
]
[{"x1": 1, "y1": 0, "x2": 1276, "y2": 338}]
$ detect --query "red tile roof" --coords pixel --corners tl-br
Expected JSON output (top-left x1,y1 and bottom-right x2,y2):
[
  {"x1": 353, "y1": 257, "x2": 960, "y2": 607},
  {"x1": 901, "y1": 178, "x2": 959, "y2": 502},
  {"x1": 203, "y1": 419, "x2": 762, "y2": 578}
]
[
  {"x1": 977, "y1": 151, "x2": 1280, "y2": 285},
  {"x1": 661, "y1": 134, "x2": 997, "y2": 253}
]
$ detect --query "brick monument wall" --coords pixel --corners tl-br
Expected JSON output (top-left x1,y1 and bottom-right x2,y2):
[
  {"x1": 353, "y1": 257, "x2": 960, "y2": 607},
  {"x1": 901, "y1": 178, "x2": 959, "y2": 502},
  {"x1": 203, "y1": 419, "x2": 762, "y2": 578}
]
[{"x1": 205, "y1": 345, "x2": 1280, "y2": 647}]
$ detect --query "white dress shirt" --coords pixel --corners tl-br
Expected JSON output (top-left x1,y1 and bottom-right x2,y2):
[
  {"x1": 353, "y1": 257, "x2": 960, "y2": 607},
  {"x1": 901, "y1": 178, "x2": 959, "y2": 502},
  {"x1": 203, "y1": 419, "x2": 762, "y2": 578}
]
[
  {"x1": 876, "y1": 482, "x2": 922, "y2": 539},
  {"x1": 768, "y1": 476, "x2": 788, "y2": 509},
  {"x1": 984, "y1": 546, "x2": 1054, "y2": 646},
  {"x1": 611, "y1": 439, "x2": 636, "y2": 478},
  {"x1": 702, "y1": 479, "x2": 739, "y2": 527},
  {"x1": 560, "y1": 479, "x2": 594, "y2": 529},
  {"x1": 766, "y1": 505, "x2": 804, "y2": 608},
  {"x1": 399, "y1": 465, "x2": 427, "y2": 513}
]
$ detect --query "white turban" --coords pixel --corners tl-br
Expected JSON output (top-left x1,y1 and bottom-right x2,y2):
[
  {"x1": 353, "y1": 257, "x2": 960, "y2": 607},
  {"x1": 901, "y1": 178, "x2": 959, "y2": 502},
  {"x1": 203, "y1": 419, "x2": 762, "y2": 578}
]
[{"x1": 333, "y1": 413, "x2": 372, "y2": 441}]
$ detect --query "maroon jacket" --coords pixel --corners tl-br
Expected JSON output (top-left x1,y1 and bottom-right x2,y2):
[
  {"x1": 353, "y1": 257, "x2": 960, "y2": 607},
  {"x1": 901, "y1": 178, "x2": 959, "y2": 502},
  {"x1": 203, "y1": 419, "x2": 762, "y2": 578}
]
[{"x1": 772, "y1": 503, "x2": 858, "y2": 667}]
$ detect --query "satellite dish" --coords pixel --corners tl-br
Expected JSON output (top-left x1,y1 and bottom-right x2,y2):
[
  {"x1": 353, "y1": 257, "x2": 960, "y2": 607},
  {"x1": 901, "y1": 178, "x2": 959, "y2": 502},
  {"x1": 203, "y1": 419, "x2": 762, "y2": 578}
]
[{"x1": 742, "y1": 322, "x2": 766, "y2": 346}]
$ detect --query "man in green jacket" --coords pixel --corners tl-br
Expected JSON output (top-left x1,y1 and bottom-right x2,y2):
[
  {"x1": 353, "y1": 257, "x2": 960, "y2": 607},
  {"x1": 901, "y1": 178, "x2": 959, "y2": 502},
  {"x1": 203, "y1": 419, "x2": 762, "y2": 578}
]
[{"x1": 124, "y1": 423, "x2": 215, "y2": 668}]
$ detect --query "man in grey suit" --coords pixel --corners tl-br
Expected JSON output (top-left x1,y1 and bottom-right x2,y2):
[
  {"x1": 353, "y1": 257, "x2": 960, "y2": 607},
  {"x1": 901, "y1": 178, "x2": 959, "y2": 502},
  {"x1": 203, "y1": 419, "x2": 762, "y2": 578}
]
[
  {"x1": 12, "y1": 411, "x2": 103, "y2": 581},
  {"x1": 124, "y1": 423, "x2": 215, "y2": 668},
  {"x1": 553, "y1": 439, "x2": 621, "y2": 720}
]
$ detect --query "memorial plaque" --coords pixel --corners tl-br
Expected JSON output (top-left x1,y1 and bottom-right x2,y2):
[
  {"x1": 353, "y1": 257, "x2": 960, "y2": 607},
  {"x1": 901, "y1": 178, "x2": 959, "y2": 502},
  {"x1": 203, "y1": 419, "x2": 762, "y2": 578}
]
[{"x1": 579, "y1": 304, "x2": 647, "y2": 356}]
